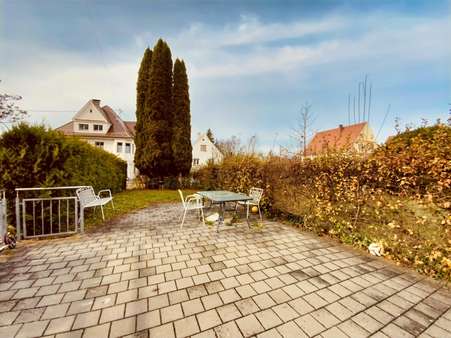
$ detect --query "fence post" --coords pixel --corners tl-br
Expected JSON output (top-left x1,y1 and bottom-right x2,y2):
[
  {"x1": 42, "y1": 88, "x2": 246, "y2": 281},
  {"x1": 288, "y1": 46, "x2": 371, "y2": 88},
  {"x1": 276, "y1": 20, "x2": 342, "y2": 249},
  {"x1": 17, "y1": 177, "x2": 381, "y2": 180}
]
[
  {"x1": 80, "y1": 206, "x2": 84, "y2": 233},
  {"x1": 15, "y1": 192, "x2": 21, "y2": 240}
]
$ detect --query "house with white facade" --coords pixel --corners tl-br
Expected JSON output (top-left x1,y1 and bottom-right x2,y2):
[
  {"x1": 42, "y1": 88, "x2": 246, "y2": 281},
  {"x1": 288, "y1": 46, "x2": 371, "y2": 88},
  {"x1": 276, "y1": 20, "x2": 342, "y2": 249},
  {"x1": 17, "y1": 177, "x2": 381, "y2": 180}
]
[
  {"x1": 191, "y1": 133, "x2": 224, "y2": 169},
  {"x1": 56, "y1": 99, "x2": 137, "y2": 179}
]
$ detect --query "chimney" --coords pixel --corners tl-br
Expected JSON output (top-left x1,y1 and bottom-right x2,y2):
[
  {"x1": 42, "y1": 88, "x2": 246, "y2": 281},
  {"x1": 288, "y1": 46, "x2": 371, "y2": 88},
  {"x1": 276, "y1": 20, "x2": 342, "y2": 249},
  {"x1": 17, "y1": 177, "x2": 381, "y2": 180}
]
[
  {"x1": 339, "y1": 124, "x2": 344, "y2": 136},
  {"x1": 92, "y1": 99, "x2": 101, "y2": 107}
]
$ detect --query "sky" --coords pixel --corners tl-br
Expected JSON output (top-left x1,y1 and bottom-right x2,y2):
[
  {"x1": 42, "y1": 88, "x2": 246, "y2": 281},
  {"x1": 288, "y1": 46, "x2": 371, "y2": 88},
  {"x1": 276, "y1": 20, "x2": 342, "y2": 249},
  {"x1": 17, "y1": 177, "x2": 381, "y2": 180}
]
[{"x1": 1, "y1": 0, "x2": 450, "y2": 153}]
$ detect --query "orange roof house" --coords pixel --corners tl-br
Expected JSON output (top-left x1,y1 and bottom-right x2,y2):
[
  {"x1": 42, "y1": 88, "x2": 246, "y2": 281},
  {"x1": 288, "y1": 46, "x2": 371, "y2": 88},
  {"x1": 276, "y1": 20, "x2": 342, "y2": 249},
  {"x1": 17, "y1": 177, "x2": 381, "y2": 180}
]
[{"x1": 305, "y1": 122, "x2": 376, "y2": 156}]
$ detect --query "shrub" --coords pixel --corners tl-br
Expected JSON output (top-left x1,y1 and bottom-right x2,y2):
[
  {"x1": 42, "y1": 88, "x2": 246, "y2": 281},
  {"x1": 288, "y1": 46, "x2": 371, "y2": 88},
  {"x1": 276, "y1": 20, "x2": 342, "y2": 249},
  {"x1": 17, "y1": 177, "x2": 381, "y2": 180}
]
[
  {"x1": 0, "y1": 123, "x2": 127, "y2": 202},
  {"x1": 194, "y1": 125, "x2": 451, "y2": 281}
]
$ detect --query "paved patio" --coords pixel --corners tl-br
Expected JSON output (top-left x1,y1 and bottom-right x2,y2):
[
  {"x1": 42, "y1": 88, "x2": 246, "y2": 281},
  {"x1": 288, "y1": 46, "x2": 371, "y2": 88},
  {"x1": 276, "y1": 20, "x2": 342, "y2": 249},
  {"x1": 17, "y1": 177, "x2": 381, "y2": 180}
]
[{"x1": 0, "y1": 204, "x2": 450, "y2": 338}]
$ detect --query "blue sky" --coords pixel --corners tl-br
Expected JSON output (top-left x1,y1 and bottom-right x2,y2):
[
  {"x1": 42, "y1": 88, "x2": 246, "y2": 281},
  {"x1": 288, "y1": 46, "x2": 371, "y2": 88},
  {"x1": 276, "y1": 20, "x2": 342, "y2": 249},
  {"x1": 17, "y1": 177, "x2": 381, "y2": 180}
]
[{"x1": 1, "y1": 0, "x2": 450, "y2": 152}]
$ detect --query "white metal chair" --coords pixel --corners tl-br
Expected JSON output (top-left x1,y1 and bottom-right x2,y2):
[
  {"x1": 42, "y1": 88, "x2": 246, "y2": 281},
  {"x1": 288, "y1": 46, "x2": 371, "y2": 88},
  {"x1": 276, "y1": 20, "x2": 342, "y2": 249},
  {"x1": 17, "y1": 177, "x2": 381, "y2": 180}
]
[
  {"x1": 236, "y1": 187, "x2": 264, "y2": 221},
  {"x1": 178, "y1": 190, "x2": 205, "y2": 229},
  {"x1": 76, "y1": 186, "x2": 114, "y2": 221}
]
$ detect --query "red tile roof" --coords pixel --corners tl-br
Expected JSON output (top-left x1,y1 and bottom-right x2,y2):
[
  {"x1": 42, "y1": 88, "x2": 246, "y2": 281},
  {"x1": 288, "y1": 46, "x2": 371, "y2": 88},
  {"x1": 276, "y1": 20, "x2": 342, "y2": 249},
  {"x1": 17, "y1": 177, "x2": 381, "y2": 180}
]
[
  {"x1": 56, "y1": 102, "x2": 136, "y2": 139},
  {"x1": 305, "y1": 122, "x2": 367, "y2": 156}
]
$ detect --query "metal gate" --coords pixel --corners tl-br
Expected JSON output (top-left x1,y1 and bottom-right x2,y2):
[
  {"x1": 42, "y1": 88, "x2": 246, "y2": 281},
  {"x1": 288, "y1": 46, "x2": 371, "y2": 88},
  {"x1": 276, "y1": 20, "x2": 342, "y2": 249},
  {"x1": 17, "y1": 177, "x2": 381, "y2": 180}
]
[
  {"x1": 0, "y1": 190, "x2": 6, "y2": 241},
  {"x1": 16, "y1": 187, "x2": 85, "y2": 239}
]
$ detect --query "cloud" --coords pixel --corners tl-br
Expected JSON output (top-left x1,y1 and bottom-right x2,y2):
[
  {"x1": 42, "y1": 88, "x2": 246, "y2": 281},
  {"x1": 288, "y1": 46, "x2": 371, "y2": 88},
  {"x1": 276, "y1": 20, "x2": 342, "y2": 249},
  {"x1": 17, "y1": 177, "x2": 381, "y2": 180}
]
[
  {"x1": 2, "y1": 9, "x2": 449, "y2": 152},
  {"x1": 178, "y1": 14, "x2": 450, "y2": 78}
]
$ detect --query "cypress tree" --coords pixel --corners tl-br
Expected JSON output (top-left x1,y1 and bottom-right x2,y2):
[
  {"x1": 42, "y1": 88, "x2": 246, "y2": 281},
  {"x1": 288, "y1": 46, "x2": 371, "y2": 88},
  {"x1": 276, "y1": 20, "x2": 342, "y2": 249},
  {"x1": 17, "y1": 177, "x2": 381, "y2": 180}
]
[
  {"x1": 139, "y1": 39, "x2": 174, "y2": 178},
  {"x1": 134, "y1": 48, "x2": 152, "y2": 173},
  {"x1": 172, "y1": 59, "x2": 192, "y2": 175}
]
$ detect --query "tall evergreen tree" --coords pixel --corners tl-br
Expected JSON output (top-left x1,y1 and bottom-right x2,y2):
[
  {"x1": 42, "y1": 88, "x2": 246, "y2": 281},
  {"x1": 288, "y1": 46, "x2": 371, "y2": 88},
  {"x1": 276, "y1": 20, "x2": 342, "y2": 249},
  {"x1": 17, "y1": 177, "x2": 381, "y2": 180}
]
[
  {"x1": 134, "y1": 48, "x2": 152, "y2": 172},
  {"x1": 138, "y1": 39, "x2": 174, "y2": 178},
  {"x1": 206, "y1": 129, "x2": 215, "y2": 144},
  {"x1": 172, "y1": 59, "x2": 192, "y2": 175}
]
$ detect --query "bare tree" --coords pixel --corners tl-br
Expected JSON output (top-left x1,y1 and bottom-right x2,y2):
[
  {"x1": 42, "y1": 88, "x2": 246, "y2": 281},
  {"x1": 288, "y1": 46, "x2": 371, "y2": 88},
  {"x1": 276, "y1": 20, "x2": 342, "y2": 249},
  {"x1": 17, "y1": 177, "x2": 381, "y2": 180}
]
[
  {"x1": 292, "y1": 102, "x2": 315, "y2": 156},
  {"x1": 0, "y1": 82, "x2": 27, "y2": 126}
]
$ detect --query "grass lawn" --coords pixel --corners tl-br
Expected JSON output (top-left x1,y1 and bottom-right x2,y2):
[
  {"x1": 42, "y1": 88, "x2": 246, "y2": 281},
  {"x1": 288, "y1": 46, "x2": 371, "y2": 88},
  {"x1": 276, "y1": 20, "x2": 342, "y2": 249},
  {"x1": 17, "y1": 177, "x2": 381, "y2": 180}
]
[{"x1": 84, "y1": 189, "x2": 196, "y2": 229}]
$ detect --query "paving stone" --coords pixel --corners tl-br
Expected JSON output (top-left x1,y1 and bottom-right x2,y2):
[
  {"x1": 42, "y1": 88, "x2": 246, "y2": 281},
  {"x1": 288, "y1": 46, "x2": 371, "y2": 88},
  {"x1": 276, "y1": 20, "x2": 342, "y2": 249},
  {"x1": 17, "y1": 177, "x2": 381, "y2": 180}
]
[
  {"x1": 92, "y1": 294, "x2": 116, "y2": 310},
  {"x1": 161, "y1": 303, "x2": 183, "y2": 323},
  {"x1": 45, "y1": 316, "x2": 75, "y2": 335},
  {"x1": 72, "y1": 310, "x2": 101, "y2": 329},
  {"x1": 182, "y1": 298, "x2": 204, "y2": 316},
  {"x1": 276, "y1": 321, "x2": 308, "y2": 338},
  {"x1": 201, "y1": 293, "x2": 223, "y2": 310},
  {"x1": 174, "y1": 315, "x2": 200, "y2": 337},
  {"x1": 253, "y1": 293, "x2": 277, "y2": 310},
  {"x1": 110, "y1": 316, "x2": 136, "y2": 338},
  {"x1": 196, "y1": 309, "x2": 222, "y2": 331},
  {"x1": 0, "y1": 324, "x2": 21, "y2": 337},
  {"x1": 82, "y1": 322, "x2": 110, "y2": 338},
  {"x1": 0, "y1": 204, "x2": 450, "y2": 338},
  {"x1": 125, "y1": 299, "x2": 148, "y2": 316},
  {"x1": 217, "y1": 303, "x2": 241, "y2": 322},
  {"x1": 16, "y1": 320, "x2": 49, "y2": 338},
  {"x1": 236, "y1": 314, "x2": 264, "y2": 337},
  {"x1": 67, "y1": 299, "x2": 93, "y2": 315},
  {"x1": 137, "y1": 310, "x2": 160, "y2": 331},
  {"x1": 99, "y1": 304, "x2": 125, "y2": 323},
  {"x1": 255, "y1": 308, "x2": 283, "y2": 329},
  {"x1": 41, "y1": 303, "x2": 70, "y2": 320},
  {"x1": 148, "y1": 323, "x2": 174, "y2": 338},
  {"x1": 214, "y1": 321, "x2": 243, "y2": 338},
  {"x1": 273, "y1": 303, "x2": 299, "y2": 322},
  {"x1": 295, "y1": 313, "x2": 326, "y2": 336}
]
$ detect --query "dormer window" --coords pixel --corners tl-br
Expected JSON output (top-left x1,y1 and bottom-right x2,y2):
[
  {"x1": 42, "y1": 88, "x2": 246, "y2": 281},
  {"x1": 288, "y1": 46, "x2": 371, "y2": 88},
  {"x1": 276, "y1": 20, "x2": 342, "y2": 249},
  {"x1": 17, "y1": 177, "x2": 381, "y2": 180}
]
[
  {"x1": 78, "y1": 123, "x2": 89, "y2": 131},
  {"x1": 200, "y1": 145, "x2": 207, "y2": 152},
  {"x1": 93, "y1": 124, "x2": 103, "y2": 131}
]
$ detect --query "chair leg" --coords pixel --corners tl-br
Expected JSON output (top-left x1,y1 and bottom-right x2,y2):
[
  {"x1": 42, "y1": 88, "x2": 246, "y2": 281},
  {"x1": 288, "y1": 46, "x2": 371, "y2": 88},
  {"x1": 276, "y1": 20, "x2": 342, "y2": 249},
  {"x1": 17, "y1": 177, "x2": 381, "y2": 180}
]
[
  {"x1": 111, "y1": 200, "x2": 115, "y2": 209},
  {"x1": 101, "y1": 205, "x2": 105, "y2": 220},
  {"x1": 246, "y1": 203, "x2": 249, "y2": 221},
  {"x1": 258, "y1": 205, "x2": 262, "y2": 222},
  {"x1": 180, "y1": 209, "x2": 187, "y2": 229}
]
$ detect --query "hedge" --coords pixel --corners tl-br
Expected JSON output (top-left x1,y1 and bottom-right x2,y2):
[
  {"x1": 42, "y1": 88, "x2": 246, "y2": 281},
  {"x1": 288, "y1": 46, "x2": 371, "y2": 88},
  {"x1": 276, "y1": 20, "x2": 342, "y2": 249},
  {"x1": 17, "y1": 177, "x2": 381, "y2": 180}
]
[
  {"x1": 0, "y1": 123, "x2": 127, "y2": 202},
  {"x1": 194, "y1": 125, "x2": 451, "y2": 281}
]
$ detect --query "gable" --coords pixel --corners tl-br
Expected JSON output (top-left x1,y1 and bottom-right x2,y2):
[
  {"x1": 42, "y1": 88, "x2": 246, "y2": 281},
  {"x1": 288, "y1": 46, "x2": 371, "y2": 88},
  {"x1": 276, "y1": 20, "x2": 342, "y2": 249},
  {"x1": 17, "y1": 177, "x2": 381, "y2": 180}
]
[{"x1": 73, "y1": 99, "x2": 109, "y2": 122}]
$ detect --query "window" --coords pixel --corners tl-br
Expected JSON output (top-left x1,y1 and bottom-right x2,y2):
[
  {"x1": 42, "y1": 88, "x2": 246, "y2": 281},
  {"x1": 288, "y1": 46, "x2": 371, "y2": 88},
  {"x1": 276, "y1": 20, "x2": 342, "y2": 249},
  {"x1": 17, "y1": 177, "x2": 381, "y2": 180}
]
[
  {"x1": 193, "y1": 158, "x2": 199, "y2": 165},
  {"x1": 200, "y1": 144, "x2": 207, "y2": 152},
  {"x1": 95, "y1": 141, "x2": 104, "y2": 148},
  {"x1": 125, "y1": 143, "x2": 131, "y2": 154},
  {"x1": 117, "y1": 142, "x2": 123, "y2": 153},
  {"x1": 93, "y1": 124, "x2": 103, "y2": 131},
  {"x1": 78, "y1": 123, "x2": 88, "y2": 131}
]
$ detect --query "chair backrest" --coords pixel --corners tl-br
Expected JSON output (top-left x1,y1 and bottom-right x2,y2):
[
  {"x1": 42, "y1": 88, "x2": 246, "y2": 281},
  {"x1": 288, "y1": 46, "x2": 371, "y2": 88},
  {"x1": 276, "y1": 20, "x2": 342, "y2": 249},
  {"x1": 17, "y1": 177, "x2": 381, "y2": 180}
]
[
  {"x1": 249, "y1": 187, "x2": 264, "y2": 204},
  {"x1": 178, "y1": 189, "x2": 185, "y2": 208},
  {"x1": 76, "y1": 186, "x2": 97, "y2": 207}
]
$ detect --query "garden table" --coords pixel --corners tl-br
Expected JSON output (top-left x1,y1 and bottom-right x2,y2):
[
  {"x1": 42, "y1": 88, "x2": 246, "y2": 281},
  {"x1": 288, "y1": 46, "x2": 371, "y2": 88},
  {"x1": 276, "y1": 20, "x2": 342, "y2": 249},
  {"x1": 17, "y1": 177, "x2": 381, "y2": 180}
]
[{"x1": 196, "y1": 190, "x2": 253, "y2": 231}]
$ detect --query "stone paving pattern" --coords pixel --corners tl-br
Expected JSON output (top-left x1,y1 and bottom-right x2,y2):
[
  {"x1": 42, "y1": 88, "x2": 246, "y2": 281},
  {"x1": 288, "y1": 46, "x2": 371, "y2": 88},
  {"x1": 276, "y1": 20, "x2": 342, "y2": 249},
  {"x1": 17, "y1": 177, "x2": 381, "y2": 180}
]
[{"x1": 0, "y1": 203, "x2": 450, "y2": 338}]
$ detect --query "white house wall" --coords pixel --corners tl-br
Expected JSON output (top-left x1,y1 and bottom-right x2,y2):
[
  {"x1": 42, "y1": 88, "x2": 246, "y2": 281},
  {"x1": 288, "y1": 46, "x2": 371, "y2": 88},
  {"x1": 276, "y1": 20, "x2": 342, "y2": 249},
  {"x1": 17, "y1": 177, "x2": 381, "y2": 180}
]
[
  {"x1": 83, "y1": 137, "x2": 137, "y2": 179},
  {"x1": 192, "y1": 134, "x2": 224, "y2": 169}
]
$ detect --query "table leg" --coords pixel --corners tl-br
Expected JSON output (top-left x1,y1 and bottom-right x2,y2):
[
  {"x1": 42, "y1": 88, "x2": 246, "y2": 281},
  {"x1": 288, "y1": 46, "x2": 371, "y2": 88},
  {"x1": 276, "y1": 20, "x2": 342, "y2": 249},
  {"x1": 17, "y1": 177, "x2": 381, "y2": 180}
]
[{"x1": 217, "y1": 202, "x2": 225, "y2": 232}]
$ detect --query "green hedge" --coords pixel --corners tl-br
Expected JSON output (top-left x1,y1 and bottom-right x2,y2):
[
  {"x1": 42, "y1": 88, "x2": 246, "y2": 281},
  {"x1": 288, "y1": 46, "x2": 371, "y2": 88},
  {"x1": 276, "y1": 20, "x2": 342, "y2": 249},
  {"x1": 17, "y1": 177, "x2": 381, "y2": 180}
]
[{"x1": 0, "y1": 123, "x2": 127, "y2": 199}]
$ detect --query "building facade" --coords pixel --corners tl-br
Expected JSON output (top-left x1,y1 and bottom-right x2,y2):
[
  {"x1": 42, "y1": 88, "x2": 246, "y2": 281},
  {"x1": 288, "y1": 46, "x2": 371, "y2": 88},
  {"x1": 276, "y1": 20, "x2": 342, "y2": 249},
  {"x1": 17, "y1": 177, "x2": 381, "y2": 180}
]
[
  {"x1": 191, "y1": 133, "x2": 224, "y2": 169},
  {"x1": 57, "y1": 100, "x2": 224, "y2": 181},
  {"x1": 305, "y1": 122, "x2": 377, "y2": 156},
  {"x1": 56, "y1": 99, "x2": 137, "y2": 179}
]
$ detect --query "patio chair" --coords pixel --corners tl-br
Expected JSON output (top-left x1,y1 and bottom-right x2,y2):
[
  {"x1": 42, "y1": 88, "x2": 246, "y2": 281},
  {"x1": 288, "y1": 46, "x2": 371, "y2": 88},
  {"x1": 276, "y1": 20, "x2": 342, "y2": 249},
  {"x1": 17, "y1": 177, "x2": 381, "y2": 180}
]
[
  {"x1": 236, "y1": 187, "x2": 264, "y2": 221},
  {"x1": 178, "y1": 190, "x2": 205, "y2": 229},
  {"x1": 76, "y1": 186, "x2": 114, "y2": 221}
]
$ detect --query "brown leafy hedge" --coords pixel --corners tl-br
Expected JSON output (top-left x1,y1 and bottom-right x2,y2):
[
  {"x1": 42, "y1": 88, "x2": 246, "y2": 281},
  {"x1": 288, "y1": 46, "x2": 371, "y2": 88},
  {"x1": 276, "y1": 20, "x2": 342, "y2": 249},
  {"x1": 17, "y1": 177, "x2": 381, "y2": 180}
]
[{"x1": 195, "y1": 125, "x2": 451, "y2": 281}]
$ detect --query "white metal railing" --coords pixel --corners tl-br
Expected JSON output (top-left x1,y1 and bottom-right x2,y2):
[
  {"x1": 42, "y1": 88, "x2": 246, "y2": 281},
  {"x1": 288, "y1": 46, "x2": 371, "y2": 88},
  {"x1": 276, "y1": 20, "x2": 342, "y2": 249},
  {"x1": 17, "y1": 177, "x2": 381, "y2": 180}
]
[
  {"x1": 15, "y1": 186, "x2": 87, "y2": 239},
  {"x1": 0, "y1": 190, "x2": 6, "y2": 242}
]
